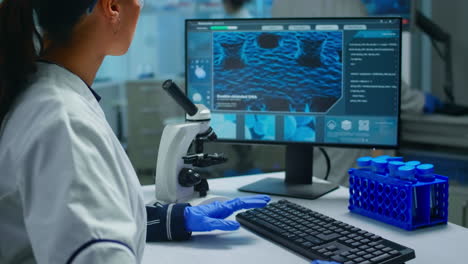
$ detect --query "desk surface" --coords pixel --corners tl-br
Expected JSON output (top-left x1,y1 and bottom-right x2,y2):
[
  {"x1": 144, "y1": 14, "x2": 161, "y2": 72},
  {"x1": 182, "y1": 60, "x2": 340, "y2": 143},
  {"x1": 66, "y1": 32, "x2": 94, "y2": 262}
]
[{"x1": 142, "y1": 173, "x2": 468, "y2": 264}]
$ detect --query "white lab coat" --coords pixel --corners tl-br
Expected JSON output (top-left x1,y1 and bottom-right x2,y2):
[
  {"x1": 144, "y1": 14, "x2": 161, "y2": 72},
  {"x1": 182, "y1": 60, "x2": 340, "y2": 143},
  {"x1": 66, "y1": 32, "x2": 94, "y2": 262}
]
[
  {"x1": 271, "y1": 0, "x2": 426, "y2": 185},
  {"x1": 0, "y1": 63, "x2": 147, "y2": 263}
]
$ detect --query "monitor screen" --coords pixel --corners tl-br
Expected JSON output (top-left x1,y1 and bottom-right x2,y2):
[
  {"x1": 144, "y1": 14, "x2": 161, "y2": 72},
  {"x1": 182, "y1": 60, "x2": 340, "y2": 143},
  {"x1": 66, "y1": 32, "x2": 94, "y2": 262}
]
[
  {"x1": 186, "y1": 18, "x2": 401, "y2": 149},
  {"x1": 363, "y1": 0, "x2": 412, "y2": 29}
]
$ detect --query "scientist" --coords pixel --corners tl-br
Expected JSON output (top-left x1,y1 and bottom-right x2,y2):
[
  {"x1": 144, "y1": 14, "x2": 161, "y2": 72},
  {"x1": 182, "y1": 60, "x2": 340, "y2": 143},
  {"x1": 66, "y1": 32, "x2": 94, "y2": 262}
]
[
  {"x1": 0, "y1": 0, "x2": 271, "y2": 263},
  {"x1": 222, "y1": 0, "x2": 253, "y2": 19}
]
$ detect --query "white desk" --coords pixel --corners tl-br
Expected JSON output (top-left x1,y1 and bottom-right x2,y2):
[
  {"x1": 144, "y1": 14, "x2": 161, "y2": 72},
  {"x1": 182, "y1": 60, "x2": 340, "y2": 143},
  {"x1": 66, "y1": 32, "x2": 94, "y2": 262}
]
[{"x1": 141, "y1": 173, "x2": 468, "y2": 264}]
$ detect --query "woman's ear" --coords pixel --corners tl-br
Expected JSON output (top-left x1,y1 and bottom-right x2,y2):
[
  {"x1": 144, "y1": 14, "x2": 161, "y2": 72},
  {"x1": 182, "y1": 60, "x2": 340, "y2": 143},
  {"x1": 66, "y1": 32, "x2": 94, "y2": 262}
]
[
  {"x1": 99, "y1": 0, "x2": 121, "y2": 23},
  {"x1": 98, "y1": 0, "x2": 122, "y2": 33}
]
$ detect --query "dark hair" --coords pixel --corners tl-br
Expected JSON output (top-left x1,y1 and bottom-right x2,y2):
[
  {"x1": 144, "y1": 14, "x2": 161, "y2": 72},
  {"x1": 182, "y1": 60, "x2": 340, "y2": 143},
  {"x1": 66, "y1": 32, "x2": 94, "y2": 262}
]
[
  {"x1": 0, "y1": 0, "x2": 95, "y2": 125},
  {"x1": 223, "y1": 0, "x2": 252, "y2": 12}
]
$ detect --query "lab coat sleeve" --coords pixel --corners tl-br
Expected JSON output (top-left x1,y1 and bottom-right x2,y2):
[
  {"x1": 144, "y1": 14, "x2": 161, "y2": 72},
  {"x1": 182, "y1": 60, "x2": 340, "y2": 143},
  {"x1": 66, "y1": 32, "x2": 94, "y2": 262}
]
[
  {"x1": 146, "y1": 203, "x2": 192, "y2": 242},
  {"x1": 16, "y1": 108, "x2": 141, "y2": 264},
  {"x1": 401, "y1": 81, "x2": 425, "y2": 114},
  {"x1": 70, "y1": 241, "x2": 136, "y2": 264}
]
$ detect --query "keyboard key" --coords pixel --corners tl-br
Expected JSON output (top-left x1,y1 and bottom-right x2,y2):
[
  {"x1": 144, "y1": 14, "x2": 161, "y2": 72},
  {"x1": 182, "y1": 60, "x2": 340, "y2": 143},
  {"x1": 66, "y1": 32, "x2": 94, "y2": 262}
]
[
  {"x1": 354, "y1": 257, "x2": 364, "y2": 262},
  {"x1": 301, "y1": 241, "x2": 313, "y2": 247},
  {"x1": 304, "y1": 236, "x2": 323, "y2": 245},
  {"x1": 326, "y1": 245, "x2": 338, "y2": 251},
  {"x1": 255, "y1": 219, "x2": 284, "y2": 234},
  {"x1": 371, "y1": 253, "x2": 391, "y2": 262},
  {"x1": 373, "y1": 250, "x2": 384, "y2": 256},
  {"x1": 316, "y1": 233, "x2": 340, "y2": 241},
  {"x1": 382, "y1": 247, "x2": 393, "y2": 253},
  {"x1": 363, "y1": 254, "x2": 374, "y2": 259},
  {"x1": 317, "y1": 248, "x2": 327, "y2": 254},
  {"x1": 344, "y1": 262, "x2": 355, "y2": 264},
  {"x1": 331, "y1": 255, "x2": 347, "y2": 262}
]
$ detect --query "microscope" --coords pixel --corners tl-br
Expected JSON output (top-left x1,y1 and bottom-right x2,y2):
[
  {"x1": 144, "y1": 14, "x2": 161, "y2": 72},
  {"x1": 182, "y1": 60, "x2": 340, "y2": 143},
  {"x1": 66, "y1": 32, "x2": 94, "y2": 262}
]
[{"x1": 155, "y1": 80, "x2": 228, "y2": 204}]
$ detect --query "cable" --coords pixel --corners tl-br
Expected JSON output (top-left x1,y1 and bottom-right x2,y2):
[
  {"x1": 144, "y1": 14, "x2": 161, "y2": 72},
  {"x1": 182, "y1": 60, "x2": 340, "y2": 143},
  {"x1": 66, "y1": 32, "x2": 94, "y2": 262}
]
[
  {"x1": 318, "y1": 147, "x2": 331, "y2": 181},
  {"x1": 431, "y1": 39, "x2": 445, "y2": 60}
]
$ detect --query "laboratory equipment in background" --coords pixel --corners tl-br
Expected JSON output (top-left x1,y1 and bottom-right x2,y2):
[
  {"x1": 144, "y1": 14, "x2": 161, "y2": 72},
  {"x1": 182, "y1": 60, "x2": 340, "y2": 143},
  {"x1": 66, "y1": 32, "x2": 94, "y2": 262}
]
[
  {"x1": 349, "y1": 156, "x2": 449, "y2": 230},
  {"x1": 237, "y1": 199, "x2": 416, "y2": 263},
  {"x1": 363, "y1": 0, "x2": 413, "y2": 30},
  {"x1": 155, "y1": 80, "x2": 228, "y2": 203},
  {"x1": 185, "y1": 17, "x2": 402, "y2": 199}
]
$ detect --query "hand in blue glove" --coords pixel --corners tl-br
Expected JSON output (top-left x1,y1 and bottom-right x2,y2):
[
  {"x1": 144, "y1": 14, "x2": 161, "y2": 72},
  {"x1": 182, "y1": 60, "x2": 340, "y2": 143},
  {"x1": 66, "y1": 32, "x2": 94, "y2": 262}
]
[
  {"x1": 424, "y1": 93, "x2": 443, "y2": 113},
  {"x1": 311, "y1": 261, "x2": 341, "y2": 264},
  {"x1": 184, "y1": 195, "x2": 271, "y2": 232}
]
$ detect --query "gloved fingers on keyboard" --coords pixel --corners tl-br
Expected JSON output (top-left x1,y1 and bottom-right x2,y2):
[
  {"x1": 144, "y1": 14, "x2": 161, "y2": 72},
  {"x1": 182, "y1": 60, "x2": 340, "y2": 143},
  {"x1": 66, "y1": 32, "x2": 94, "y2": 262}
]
[
  {"x1": 224, "y1": 195, "x2": 271, "y2": 211},
  {"x1": 311, "y1": 260, "x2": 341, "y2": 264},
  {"x1": 202, "y1": 217, "x2": 241, "y2": 231}
]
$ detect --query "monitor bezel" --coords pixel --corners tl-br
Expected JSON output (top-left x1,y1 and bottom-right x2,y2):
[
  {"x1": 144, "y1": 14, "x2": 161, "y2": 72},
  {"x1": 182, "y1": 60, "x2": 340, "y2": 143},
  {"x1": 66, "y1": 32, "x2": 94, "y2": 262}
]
[{"x1": 185, "y1": 17, "x2": 402, "y2": 150}]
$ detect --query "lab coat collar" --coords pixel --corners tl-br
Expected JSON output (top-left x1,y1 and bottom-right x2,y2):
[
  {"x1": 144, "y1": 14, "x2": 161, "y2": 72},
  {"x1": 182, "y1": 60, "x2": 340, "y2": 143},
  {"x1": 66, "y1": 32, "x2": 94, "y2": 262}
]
[{"x1": 36, "y1": 60, "x2": 102, "y2": 102}]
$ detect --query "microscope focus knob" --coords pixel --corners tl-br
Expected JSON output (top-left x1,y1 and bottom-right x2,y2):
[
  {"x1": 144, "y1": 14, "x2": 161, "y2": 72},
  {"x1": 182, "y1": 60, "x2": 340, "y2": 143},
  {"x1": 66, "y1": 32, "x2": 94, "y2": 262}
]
[{"x1": 179, "y1": 168, "x2": 202, "y2": 187}]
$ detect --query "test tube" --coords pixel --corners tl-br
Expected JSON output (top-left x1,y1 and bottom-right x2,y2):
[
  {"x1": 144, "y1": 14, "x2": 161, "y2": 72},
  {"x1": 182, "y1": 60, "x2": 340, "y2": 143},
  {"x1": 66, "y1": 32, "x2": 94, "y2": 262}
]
[
  {"x1": 387, "y1": 156, "x2": 404, "y2": 162},
  {"x1": 406, "y1": 161, "x2": 422, "y2": 167},
  {"x1": 398, "y1": 165, "x2": 418, "y2": 182},
  {"x1": 357, "y1": 156, "x2": 373, "y2": 170},
  {"x1": 375, "y1": 155, "x2": 391, "y2": 161},
  {"x1": 372, "y1": 158, "x2": 388, "y2": 175},
  {"x1": 417, "y1": 164, "x2": 437, "y2": 218},
  {"x1": 398, "y1": 166, "x2": 418, "y2": 219},
  {"x1": 416, "y1": 164, "x2": 436, "y2": 182},
  {"x1": 388, "y1": 161, "x2": 405, "y2": 178}
]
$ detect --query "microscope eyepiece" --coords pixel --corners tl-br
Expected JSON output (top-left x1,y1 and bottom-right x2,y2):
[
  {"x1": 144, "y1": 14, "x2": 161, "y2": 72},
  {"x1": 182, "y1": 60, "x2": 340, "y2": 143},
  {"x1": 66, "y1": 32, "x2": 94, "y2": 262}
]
[{"x1": 162, "y1": 79, "x2": 198, "y2": 116}]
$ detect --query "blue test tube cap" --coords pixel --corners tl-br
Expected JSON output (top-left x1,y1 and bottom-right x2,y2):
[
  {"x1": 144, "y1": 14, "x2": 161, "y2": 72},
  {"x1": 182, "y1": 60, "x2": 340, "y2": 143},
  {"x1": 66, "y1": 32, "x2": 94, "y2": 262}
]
[
  {"x1": 372, "y1": 158, "x2": 388, "y2": 174},
  {"x1": 388, "y1": 161, "x2": 405, "y2": 178},
  {"x1": 387, "y1": 156, "x2": 404, "y2": 162},
  {"x1": 406, "y1": 161, "x2": 421, "y2": 167},
  {"x1": 357, "y1": 156, "x2": 373, "y2": 167},
  {"x1": 416, "y1": 164, "x2": 436, "y2": 182},
  {"x1": 388, "y1": 161, "x2": 405, "y2": 170},
  {"x1": 398, "y1": 165, "x2": 417, "y2": 181},
  {"x1": 375, "y1": 155, "x2": 391, "y2": 161}
]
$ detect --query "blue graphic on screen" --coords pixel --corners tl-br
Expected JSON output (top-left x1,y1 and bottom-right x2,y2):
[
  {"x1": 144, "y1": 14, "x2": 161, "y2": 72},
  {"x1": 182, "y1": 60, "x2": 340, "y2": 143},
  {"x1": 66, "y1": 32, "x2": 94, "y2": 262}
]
[
  {"x1": 362, "y1": 0, "x2": 410, "y2": 16},
  {"x1": 213, "y1": 31, "x2": 343, "y2": 113},
  {"x1": 211, "y1": 113, "x2": 237, "y2": 139},
  {"x1": 245, "y1": 115, "x2": 275, "y2": 140},
  {"x1": 284, "y1": 116, "x2": 316, "y2": 142}
]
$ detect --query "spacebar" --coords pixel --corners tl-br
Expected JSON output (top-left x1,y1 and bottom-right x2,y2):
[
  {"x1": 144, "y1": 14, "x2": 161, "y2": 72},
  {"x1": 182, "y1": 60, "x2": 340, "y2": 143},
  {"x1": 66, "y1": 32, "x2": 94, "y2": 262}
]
[
  {"x1": 316, "y1": 233, "x2": 340, "y2": 241},
  {"x1": 254, "y1": 219, "x2": 284, "y2": 234}
]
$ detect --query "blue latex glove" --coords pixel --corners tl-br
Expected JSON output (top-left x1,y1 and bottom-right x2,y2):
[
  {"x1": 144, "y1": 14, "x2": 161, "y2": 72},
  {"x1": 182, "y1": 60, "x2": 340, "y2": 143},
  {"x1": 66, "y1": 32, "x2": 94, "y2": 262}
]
[
  {"x1": 423, "y1": 93, "x2": 443, "y2": 113},
  {"x1": 311, "y1": 261, "x2": 341, "y2": 264},
  {"x1": 184, "y1": 195, "x2": 271, "y2": 232}
]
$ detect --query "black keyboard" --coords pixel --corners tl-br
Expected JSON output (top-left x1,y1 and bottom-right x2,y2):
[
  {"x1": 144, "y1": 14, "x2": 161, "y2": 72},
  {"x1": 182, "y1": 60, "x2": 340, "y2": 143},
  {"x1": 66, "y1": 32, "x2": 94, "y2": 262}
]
[{"x1": 236, "y1": 200, "x2": 415, "y2": 264}]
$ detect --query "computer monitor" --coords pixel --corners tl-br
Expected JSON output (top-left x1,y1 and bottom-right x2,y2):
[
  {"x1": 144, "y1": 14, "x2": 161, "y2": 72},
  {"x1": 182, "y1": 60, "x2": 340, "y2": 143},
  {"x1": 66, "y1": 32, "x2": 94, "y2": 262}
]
[
  {"x1": 186, "y1": 17, "x2": 402, "y2": 199},
  {"x1": 363, "y1": 0, "x2": 413, "y2": 30}
]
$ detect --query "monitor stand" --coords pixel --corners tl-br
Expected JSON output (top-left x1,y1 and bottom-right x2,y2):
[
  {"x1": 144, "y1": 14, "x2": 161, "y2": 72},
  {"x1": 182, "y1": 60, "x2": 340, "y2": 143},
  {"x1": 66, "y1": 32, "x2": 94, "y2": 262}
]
[{"x1": 239, "y1": 145, "x2": 339, "y2": 200}]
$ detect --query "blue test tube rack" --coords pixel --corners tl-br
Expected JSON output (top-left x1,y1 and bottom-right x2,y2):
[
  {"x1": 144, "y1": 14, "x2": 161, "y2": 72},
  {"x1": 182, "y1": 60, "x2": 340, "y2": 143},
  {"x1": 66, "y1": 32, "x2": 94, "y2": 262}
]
[{"x1": 348, "y1": 157, "x2": 449, "y2": 231}]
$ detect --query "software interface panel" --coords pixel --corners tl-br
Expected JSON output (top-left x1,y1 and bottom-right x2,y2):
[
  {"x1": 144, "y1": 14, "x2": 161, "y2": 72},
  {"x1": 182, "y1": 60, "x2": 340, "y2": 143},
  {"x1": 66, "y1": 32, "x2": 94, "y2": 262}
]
[{"x1": 186, "y1": 18, "x2": 401, "y2": 146}]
